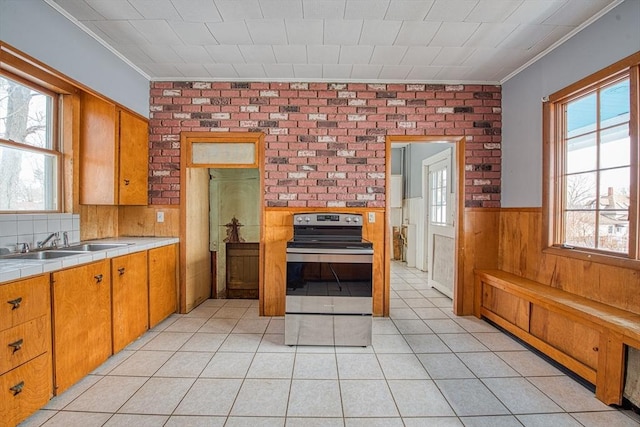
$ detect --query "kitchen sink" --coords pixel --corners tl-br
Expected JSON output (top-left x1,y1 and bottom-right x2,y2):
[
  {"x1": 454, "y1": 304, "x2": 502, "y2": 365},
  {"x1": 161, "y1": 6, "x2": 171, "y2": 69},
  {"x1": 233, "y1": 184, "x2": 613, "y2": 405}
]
[
  {"x1": 0, "y1": 250, "x2": 86, "y2": 260},
  {"x1": 57, "y1": 243, "x2": 132, "y2": 252}
]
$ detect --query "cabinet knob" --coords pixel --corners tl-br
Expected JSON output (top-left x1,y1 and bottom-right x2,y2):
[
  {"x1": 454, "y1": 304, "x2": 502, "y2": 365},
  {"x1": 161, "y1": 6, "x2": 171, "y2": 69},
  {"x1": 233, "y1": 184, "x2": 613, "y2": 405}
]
[
  {"x1": 8, "y1": 338, "x2": 23, "y2": 353},
  {"x1": 10, "y1": 381, "x2": 24, "y2": 396},
  {"x1": 7, "y1": 297, "x2": 22, "y2": 310},
  {"x1": 124, "y1": 179, "x2": 130, "y2": 185},
  {"x1": 94, "y1": 274, "x2": 103, "y2": 283},
  {"x1": 118, "y1": 267, "x2": 126, "y2": 276}
]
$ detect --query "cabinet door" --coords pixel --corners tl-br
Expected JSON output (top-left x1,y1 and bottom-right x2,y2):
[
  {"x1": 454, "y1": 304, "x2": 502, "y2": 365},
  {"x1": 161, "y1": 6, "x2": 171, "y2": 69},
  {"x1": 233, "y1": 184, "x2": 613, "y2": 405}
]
[
  {"x1": 79, "y1": 93, "x2": 117, "y2": 205},
  {"x1": 118, "y1": 110, "x2": 149, "y2": 205},
  {"x1": 112, "y1": 252, "x2": 149, "y2": 353},
  {"x1": 149, "y1": 244, "x2": 178, "y2": 328},
  {"x1": 52, "y1": 260, "x2": 111, "y2": 394}
]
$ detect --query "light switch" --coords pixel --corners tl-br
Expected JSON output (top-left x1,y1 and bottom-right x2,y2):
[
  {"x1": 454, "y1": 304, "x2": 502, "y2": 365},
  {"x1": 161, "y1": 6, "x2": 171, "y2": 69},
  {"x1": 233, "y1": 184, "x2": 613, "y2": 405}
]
[
  {"x1": 368, "y1": 212, "x2": 375, "y2": 223},
  {"x1": 156, "y1": 211, "x2": 165, "y2": 223}
]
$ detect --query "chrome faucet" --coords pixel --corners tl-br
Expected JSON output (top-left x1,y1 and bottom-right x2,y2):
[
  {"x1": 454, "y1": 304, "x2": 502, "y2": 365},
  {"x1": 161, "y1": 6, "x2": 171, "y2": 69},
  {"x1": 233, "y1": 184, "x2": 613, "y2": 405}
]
[
  {"x1": 62, "y1": 231, "x2": 69, "y2": 247},
  {"x1": 38, "y1": 232, "x2": 59, "y2": 249},
  {"x1": 18, "y1": 242, "x2": 30, "y2": 253}
]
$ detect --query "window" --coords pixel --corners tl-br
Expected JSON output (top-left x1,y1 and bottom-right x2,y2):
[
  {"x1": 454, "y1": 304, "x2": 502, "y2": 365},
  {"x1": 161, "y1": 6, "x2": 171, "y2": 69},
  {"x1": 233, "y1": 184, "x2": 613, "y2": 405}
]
[
  {"x1": 0, "y1": 73, "x2": 60, "y2": 211},
  {"x1": 545, "y1": 52, "x2": 639, "y2": 264},
  {"x1": 430, "y1": 166, "x2": 447, "y2": 225}
]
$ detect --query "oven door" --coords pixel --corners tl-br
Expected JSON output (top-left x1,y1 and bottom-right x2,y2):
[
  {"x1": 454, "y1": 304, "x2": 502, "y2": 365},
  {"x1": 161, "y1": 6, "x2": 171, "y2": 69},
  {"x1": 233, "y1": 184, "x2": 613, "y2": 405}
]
[{"x1": 285, "y1": 249, "x2": 373, "y2": 315}]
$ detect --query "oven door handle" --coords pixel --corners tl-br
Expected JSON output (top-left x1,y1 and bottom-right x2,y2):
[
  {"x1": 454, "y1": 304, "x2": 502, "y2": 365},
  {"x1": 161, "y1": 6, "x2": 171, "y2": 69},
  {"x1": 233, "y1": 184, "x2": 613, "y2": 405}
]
[{"x1": 286, "y1": 252, "x2": 373, "y2": 263}]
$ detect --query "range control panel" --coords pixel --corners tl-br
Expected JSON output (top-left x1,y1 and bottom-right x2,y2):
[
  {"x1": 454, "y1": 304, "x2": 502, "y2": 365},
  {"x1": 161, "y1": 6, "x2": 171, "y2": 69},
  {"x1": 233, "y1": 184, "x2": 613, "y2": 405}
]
[{"x1": 293, "y1": 213, "x2": 363, "y2": 226}]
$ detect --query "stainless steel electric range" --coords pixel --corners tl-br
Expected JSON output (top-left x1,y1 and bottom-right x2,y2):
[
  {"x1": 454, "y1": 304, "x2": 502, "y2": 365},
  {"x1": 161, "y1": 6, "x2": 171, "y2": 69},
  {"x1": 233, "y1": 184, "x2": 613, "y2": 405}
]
[{"x1": 284, "y1": 213, "x2": 373, "y2": 346}]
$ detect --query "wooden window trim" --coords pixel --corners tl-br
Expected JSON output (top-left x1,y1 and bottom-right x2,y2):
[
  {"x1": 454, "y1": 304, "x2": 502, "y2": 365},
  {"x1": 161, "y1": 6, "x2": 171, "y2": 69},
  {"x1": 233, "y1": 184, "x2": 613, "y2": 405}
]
[{"x1": 543, "y1": 51, "x2": 640, "y2": 269}]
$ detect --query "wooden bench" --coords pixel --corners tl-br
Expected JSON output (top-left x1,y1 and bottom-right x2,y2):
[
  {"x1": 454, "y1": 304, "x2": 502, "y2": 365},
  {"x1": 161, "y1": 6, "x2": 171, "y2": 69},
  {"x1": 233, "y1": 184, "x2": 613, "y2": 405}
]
[{"x1": 474, "y1": 269, "x2": 640, "y2": 405}]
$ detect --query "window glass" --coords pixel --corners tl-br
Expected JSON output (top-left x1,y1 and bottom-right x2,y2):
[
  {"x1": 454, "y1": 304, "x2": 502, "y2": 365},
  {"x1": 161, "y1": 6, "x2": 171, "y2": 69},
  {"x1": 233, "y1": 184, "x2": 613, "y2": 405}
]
[{"x1": 0, "y1": 75, "x2": 59, "y2": 211}]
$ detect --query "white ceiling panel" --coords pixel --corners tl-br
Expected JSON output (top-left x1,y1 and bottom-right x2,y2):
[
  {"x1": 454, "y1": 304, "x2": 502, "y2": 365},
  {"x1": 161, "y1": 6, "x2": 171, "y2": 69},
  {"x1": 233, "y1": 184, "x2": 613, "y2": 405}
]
[
  {"x1": 430, "y1": 22, "x2": 480, "y2": 47},
  {"x1": 385, "y1": 0, "x2": 434, "y2": 21},
  {"x1": 247, "y1": 20, "x2": 288, "y2": 45},
  {"x1": 395, "y1": 21, "x2": 441, "y2": 45},
  {"x1": 171, "y1": 0, "x2": 222, "y2": 22},
  {"x1": 431, "y1": 47, "x2": 475, "y2": 66},
  {"x1": 303, "y1": 0, "x2": 346, "y2": 19},
  {"x1": 425, "y1": 0, "x2": 478, "y2": 22},
  {"x1": 324, "y1": 20, "x2": 363, "y2": 45},
  {"x1": 260, "y1": 0, "x2": 304, "y2": 19},
  {"x1": 169, "y1": 22, "x2": 218, "y2": 45},
  {"x1": 465, "y1": 0, "x2": 522, "y2": 23},
  {"x1": 406, "y1": 66, "x2": 443, "y2": 80},
  {"x1": 344, "y1": 0, "x2": 390, "y2": 19},
  {"x1": 85, "y1": 0, "x2": 143, "y2": 19},
  {"x1": 293, "y1": 64, "x2": 324, "y2": 78},
  {"x1": 203, "y1": 63, "x2": 239, "y2": 78},
  {"x1": 234, "y1": 63, "x2": 267, "y2": 78},
  {"x1": 339, "y1": 45, "x2": 374, "y2": 64},
  {"x1": 206, "y1": 22, "x2": 253, "y2": 45},
  {"x1": 378, "y1": 65, "x2": 412, "y2": 79},
  {"x1": 130, "y1": 20, "x2": 182, "y2": 45},
  {"x1": 49, "y1": 0, "x2": 620, "y2": 83},
  {"x1": 263, "y1": 63, "x2": 295, "y2": 78},
  {"x1": 359, "y1": 20, "x2": 403, "y2": 45},
  {"x1": 323, "y1": 64, "x2": 353, "y2": 78},
  {"x1": 129, "y1": 0, "x2": 181, "y2": 20},
  {"x1": 308, "y1": 45, "x2": 340, "y2": 64},
  {"x1": 370, "y1": 46, "x2": 408, "y2": 65},
  {"x1": 504, "y1": 0, "x2": 565, "y2": 24},
  {"x1": 464, "y1": 23, "x2": 519, "y2": 48},
  {"x1": 285, "y1": 19, "x2": 324, "y2": 44},
  {"x1": 401, "y1": 46, "x2": 441, "y2": 66},
  {"x1": 215, "y1": 0, "x2": 264, "y2": 21},
  {"x1": 174, "y1": 45, "x2": 213, "y2": 63},
  {"x1": 351, "y1": 64, "x2": 383, "y2": 79},
  {"x1": 273, "y1": 45, "x2": 307, "y2": 63},
  {"x1": 239, "y1": 45, "x2": 277, "y2": 64},
  {"x1": 205, "y1": 45, "x2": 245, "y2": 63}
]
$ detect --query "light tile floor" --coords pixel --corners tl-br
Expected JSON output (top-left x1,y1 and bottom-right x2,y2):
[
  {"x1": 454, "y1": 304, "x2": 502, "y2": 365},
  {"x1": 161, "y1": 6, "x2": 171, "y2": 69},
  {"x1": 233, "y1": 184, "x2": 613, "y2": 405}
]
[{"x1": 20, "y1": 261, "x2": 640, "y2": 427}]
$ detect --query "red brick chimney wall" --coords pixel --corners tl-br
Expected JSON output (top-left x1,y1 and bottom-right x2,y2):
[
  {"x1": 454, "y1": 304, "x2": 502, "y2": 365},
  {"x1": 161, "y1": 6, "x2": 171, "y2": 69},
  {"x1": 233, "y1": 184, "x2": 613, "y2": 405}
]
[{"x1": 148, "y1": 82, "x2": 501, "y2": 208}]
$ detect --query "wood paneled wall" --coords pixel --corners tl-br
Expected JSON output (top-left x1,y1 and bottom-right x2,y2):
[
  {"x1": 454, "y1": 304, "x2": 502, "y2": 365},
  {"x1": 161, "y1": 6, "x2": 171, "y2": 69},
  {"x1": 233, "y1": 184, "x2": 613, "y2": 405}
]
[
  {"x1": 458, "y1": 208, "x2": 501, "y2": 315},
  {"x1": 499, "y1": 208, "x2": 640, "y2": 315},
  {"x1": 79, "y1": 205, "x2": 179, "y2": 240},
  {"x1": 262, "y1": 208, "x2": 386, "y2": 317}
]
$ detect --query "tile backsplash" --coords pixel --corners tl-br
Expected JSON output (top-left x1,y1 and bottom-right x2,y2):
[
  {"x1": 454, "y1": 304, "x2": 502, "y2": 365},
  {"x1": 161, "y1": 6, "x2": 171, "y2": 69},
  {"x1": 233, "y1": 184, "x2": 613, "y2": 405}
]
[{"x1": 0, "y1": 214, "x2": 80, "y2": 253}]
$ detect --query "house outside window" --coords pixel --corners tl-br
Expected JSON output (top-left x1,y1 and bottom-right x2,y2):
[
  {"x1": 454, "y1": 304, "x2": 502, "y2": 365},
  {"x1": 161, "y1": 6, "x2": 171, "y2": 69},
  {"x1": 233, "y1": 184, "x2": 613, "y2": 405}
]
[
  {"x1": 0, "y1": 73, "x2": 60, "y2": 211},
  {"x1": 544, "y1": 52, "x2": 639, "y2": 264}
]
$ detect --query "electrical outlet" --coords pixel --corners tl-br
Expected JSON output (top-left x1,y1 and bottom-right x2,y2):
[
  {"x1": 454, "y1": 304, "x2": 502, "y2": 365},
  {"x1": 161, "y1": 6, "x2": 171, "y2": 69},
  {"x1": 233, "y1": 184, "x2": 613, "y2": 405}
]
[
  {"x1": 156, "y1": 211, "x2": 165, "y2": 223},
  {"x1": 368, "y1": 212, "x2": 375, "y2": 223}
]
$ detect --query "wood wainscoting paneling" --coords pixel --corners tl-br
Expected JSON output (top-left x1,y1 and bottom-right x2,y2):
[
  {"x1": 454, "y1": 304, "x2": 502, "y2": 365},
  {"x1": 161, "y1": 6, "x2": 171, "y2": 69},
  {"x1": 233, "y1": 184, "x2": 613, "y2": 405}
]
[
  {"x1": 119, "y1": 206, "x2": 180, "y2": 237},
  {"x1": 498, "y1": 208, "x2": 640, "y2": 315},
  {"x1": 262, "y1": 208, "x2": 386, "y2": 317}
]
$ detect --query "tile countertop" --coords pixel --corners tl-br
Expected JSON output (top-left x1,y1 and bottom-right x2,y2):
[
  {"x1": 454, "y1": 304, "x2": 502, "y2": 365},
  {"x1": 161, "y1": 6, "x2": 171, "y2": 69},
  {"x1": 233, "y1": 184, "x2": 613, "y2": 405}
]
[{"x1": 0, "y1": 237, "x2": 179, "y2": 284}]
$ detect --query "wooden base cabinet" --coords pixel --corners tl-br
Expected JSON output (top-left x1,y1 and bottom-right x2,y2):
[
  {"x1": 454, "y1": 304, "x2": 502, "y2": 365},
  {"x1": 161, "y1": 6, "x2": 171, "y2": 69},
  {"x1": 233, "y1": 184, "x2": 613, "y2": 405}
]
[
  {"x1": 52, "y1": 260, "x2": 111, "y2": 395},
  {"x1": 149, "y1": 244, "x2": 178, "y2": 328},
  {"x1": 0, "y1": 275, "x2": 52, "y2": 427},
  {"x1": 112, "y1": 252, "x2": 149, "y2": 353}
]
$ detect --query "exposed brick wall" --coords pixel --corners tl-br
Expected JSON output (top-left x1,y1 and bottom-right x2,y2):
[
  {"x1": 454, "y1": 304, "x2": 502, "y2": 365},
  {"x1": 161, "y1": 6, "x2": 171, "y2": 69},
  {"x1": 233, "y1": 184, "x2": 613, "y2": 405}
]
[{"x1": 148, "y1": 82, "x2": 501, "y2": 208}]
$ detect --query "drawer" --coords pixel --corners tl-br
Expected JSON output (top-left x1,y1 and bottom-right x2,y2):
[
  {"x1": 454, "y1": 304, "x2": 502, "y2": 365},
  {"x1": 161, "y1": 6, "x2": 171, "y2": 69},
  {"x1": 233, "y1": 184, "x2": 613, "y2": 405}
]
[
  {"x1": 0, "y1": 275, "x2": 50, "y2": 331},
  {"x1": 0, "y1": 315, "x2": 51, "y2": 375},
  {"x1": 0, "y1": 352, "x2": 52, "y2": 427}
]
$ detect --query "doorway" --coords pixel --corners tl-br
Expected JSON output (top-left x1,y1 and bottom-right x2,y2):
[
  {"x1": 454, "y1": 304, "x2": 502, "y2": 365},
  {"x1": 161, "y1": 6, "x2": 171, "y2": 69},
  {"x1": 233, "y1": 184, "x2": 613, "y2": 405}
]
[{"x1": 386, "y1": 136, "x2": 465, "y2": 315}]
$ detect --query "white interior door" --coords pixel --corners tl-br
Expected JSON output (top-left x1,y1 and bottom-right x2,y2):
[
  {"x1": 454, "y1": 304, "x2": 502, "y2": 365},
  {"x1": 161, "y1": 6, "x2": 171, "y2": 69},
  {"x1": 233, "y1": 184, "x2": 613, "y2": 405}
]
[{"x1": 424, "y1": 150, "x2": 455, "y2": 298}]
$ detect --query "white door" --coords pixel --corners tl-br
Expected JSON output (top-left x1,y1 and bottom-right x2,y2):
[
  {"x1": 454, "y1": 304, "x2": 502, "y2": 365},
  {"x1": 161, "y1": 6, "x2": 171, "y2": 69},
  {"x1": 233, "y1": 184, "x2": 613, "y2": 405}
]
[{"x1": 423, "y1": 150, "x2": 455, "y2": 298}]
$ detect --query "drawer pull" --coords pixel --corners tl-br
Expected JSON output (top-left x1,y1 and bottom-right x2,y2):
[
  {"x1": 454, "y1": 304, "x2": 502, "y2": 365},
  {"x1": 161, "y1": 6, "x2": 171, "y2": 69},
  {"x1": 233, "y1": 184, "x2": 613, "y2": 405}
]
[
  {"x1": 94, "y1": 274, "x2": 103, "y2": 283},
  {"x1": 124, "y1": 179, "x2": 130, "y2": 185},
  {"x1": 7, "y1": 297, "x2": 22, "y2": 310},
  {"x1": 10, "y1": 381, "x2": 24, "y2": 396},
  {"x1": 118, "y1": 267, "x2": 126, "y2": 276},
  {"x1": 8, "y1": 338, "x2": 23, "y2": 353}
]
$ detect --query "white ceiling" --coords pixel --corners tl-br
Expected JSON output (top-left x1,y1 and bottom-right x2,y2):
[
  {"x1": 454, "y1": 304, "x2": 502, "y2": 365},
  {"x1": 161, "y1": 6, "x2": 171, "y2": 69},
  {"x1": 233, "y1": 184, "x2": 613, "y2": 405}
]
[{"x1": 47, "y1": 0, "x2": 620, "y2": 83}]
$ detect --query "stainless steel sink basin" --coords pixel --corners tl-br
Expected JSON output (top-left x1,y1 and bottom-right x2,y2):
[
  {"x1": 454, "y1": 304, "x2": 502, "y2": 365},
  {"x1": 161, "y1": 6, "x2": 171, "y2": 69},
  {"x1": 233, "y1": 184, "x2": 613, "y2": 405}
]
[
  {"x1": 0, "y1": 250, "x2": 85, "y2": 260},
  {"x1": 58, "y1": 243, "x2": 131, "y2": 252}
]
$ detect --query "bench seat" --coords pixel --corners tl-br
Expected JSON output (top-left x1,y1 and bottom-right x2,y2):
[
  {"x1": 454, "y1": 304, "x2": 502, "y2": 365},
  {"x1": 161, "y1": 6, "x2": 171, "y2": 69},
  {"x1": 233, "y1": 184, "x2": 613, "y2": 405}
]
[{"x1": 474, "y1": 269, "x2": 640, "y2": 405}]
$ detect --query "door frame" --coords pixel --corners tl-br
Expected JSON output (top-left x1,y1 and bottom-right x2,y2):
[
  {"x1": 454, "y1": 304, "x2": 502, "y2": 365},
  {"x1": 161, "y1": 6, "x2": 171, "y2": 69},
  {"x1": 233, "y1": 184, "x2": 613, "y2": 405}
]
[{"x1": 385, "y1": 136, "x2": 466, "y2": 316}]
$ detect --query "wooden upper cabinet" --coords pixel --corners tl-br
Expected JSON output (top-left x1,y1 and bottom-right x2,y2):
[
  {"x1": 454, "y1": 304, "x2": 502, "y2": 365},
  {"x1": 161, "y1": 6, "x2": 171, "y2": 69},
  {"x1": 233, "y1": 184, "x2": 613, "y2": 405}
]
[{"x1": 79, "y1": 92, "x2": 148, "y2": 205}]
